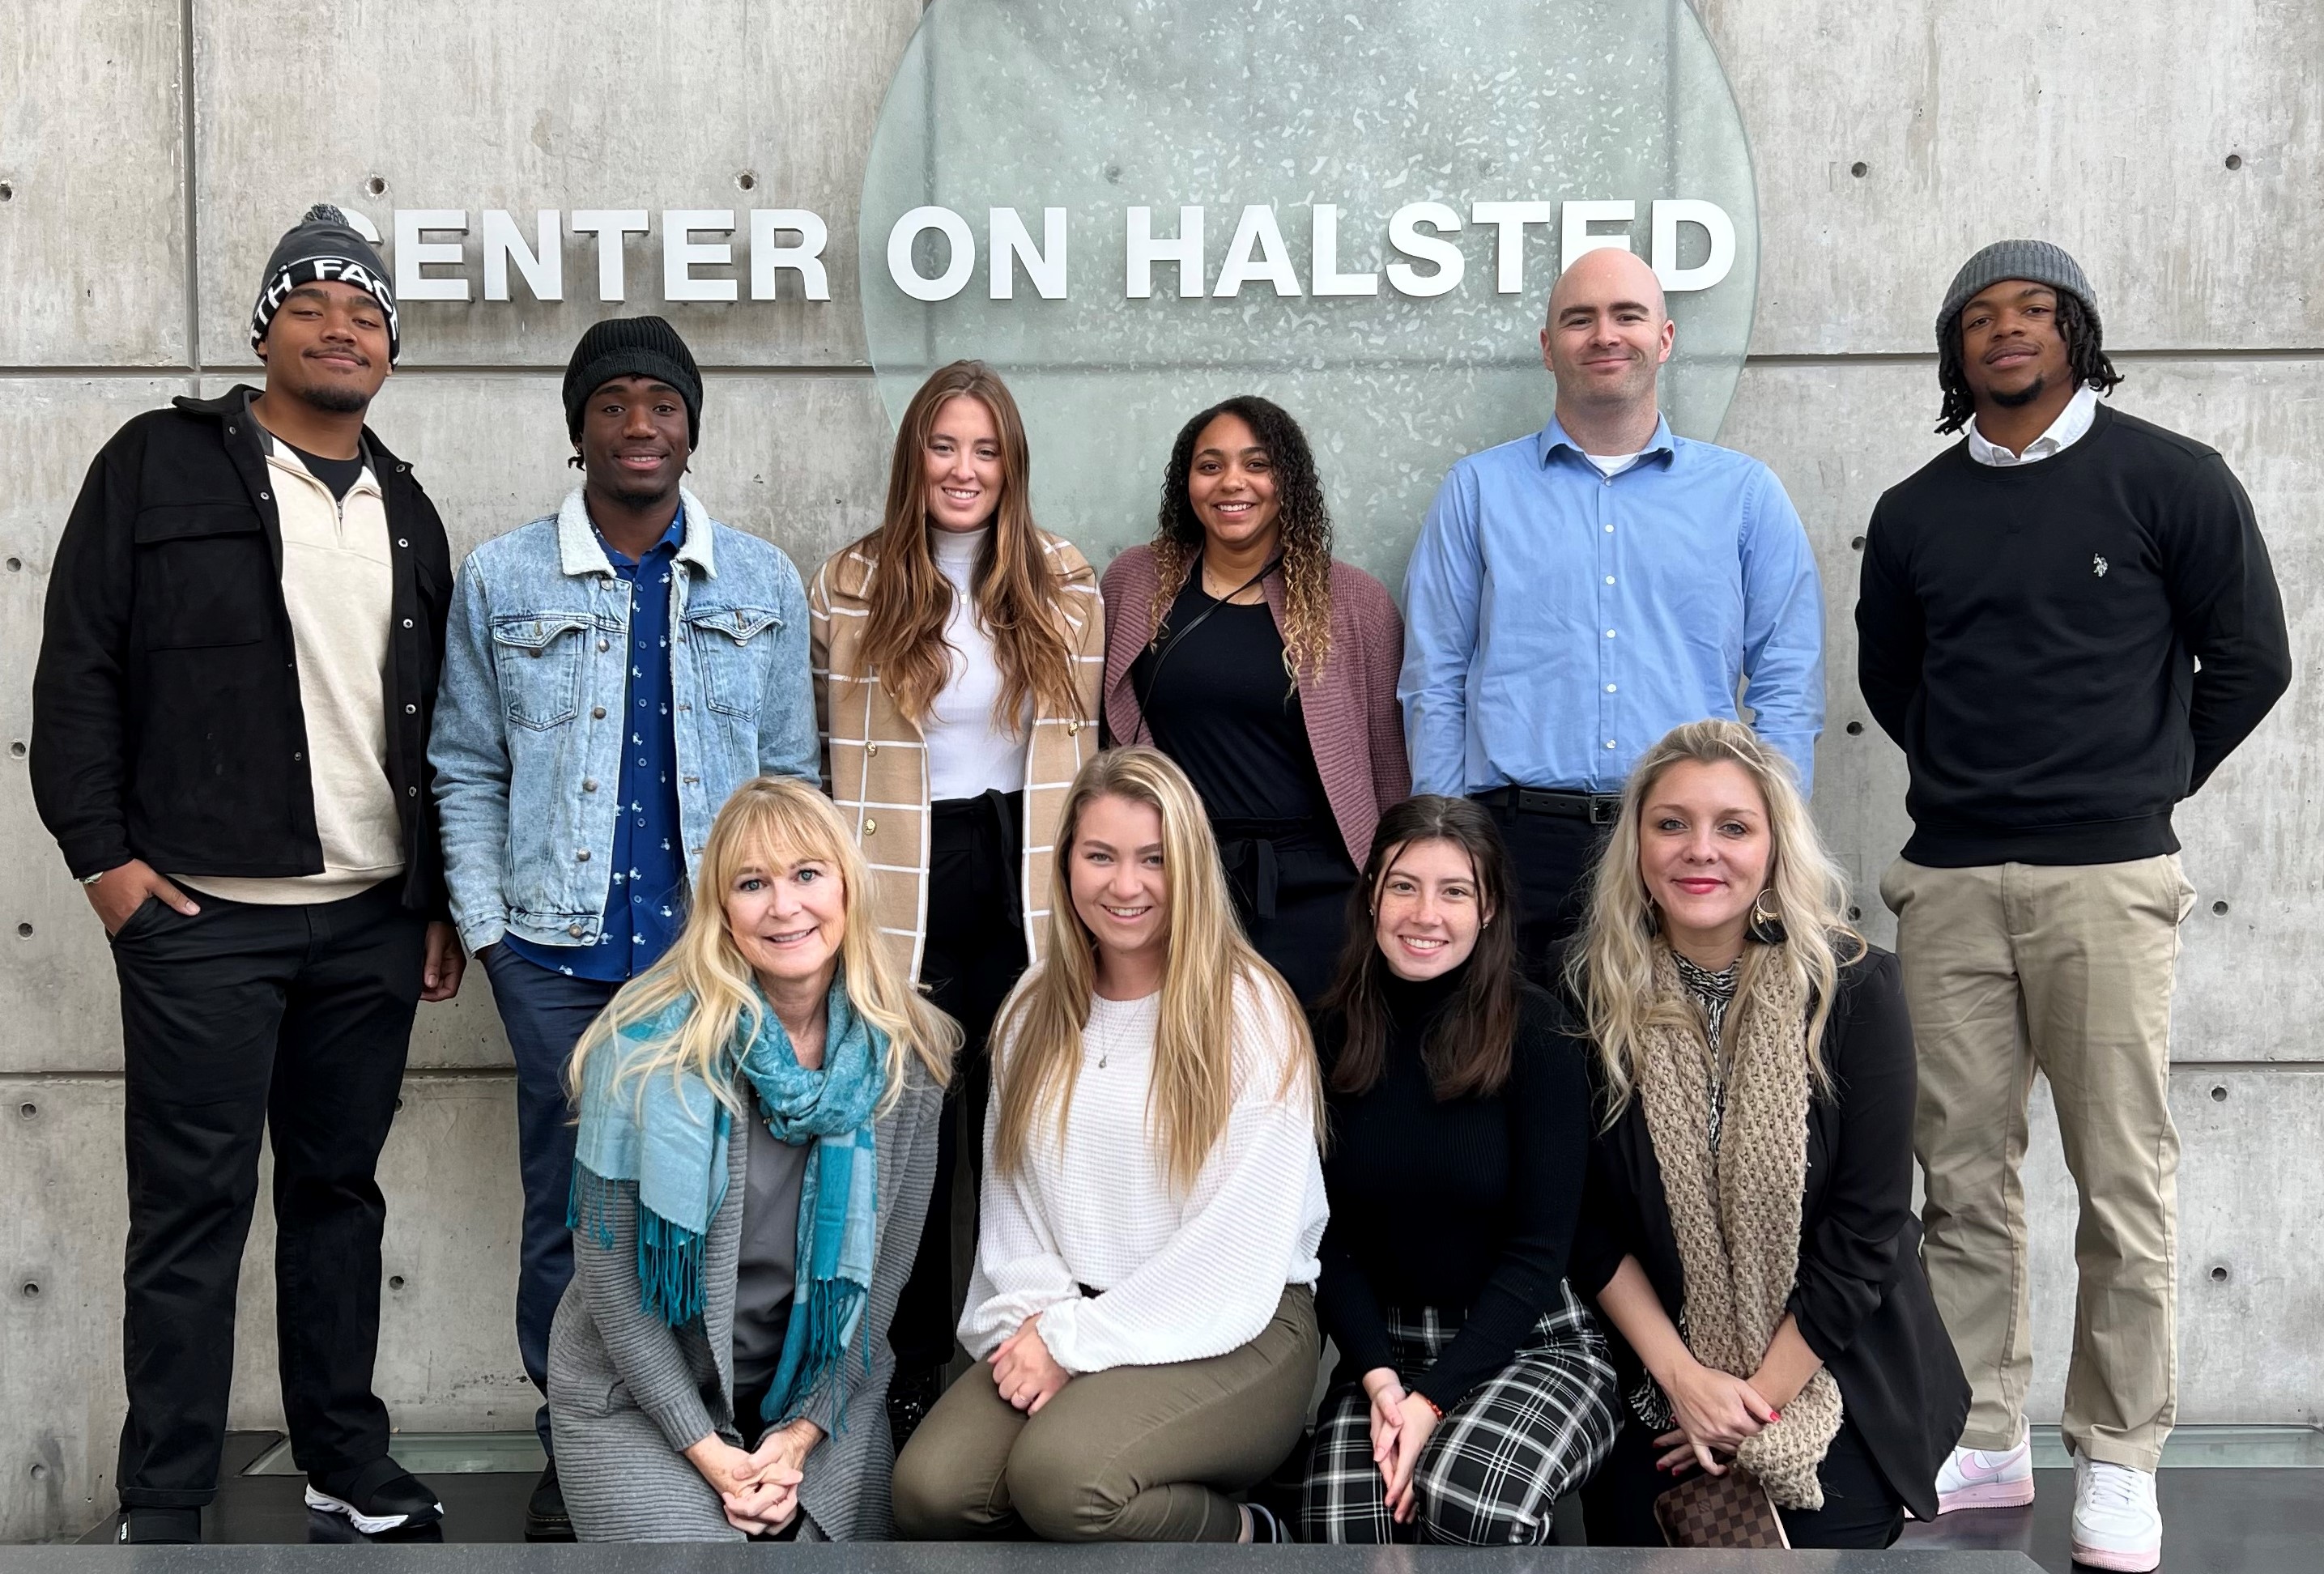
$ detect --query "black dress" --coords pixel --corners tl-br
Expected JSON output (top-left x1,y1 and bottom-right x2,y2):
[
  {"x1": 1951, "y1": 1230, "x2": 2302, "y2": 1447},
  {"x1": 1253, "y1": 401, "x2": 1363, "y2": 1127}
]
[
  {"x1": 1568, "y1": 947, "x2": 1969, "y2": 1549},
  {"x1": 1126, "y1": 579, "x2": 1356, "y2": 1004}
]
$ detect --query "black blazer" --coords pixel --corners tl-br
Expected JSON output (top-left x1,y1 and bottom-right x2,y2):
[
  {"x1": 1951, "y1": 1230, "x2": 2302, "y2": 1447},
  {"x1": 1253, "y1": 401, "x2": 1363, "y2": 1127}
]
[{"x1": 1569, "y1": 945, "x2": 1968, "y2": 1523}]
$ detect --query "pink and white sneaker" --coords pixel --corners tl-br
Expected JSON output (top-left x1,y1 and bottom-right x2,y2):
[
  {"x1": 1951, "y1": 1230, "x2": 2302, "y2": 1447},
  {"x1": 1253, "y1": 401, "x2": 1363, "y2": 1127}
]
[
  {"x1": 2070, "y1": 1454, "x2": 2161, "y2": 1572},
  {"x1": 1934, "y1": 1431, "x2": 2036, "y2": 1513}
]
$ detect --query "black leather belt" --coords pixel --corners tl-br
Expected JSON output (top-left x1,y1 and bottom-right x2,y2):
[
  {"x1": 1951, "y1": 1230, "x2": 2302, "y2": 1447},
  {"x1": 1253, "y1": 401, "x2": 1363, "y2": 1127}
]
[{"x1": 1475, "y1": 785, "x2": 1624, "y2": 825}]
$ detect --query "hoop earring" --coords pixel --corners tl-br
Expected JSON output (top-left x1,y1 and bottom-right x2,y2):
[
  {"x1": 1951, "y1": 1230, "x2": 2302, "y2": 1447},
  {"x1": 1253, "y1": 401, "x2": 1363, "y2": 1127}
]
[{"x1": 1746, "y1": 887, "x2": 1788, "y2": 946}]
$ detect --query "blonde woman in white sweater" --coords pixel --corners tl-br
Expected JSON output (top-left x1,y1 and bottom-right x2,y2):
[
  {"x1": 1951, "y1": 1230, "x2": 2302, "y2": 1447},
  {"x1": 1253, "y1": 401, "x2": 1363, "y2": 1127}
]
[{"x1": 892, "y1": 746, "x2": 1327, "y2": 1543}]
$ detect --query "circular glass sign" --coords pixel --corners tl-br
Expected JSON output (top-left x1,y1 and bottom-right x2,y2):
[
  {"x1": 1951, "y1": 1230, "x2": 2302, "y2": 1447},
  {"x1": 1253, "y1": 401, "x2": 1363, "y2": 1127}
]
[{"x1": 860, "y1": 0, "x2": 1757, "y2": 584}]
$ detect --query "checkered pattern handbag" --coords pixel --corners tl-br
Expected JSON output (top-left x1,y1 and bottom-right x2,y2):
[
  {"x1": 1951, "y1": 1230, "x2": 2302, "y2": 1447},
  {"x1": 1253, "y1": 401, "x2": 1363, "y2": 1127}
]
[{"x1": 1652, "y1": 1464, "x2": 1791, "y2": 1549}]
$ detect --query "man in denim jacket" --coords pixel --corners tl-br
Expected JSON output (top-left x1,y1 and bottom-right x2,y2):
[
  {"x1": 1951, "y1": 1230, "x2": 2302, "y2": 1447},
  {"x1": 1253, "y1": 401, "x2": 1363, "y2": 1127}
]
[{"x1": 428, "y1": 317, "x2": 816, "y2": 1537}]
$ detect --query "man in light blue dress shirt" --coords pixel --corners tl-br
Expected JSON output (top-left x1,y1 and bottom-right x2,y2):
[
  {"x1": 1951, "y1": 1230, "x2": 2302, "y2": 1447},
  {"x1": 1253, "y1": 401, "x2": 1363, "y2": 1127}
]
[{"x1": 1399, "y1": 246, "x2": 1824, "y2": 973}]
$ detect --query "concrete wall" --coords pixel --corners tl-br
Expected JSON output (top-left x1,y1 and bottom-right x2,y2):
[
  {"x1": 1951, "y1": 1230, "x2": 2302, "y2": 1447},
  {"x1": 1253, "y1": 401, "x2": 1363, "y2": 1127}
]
[{"x1": 2, "y1": 0, "x2": 2317, "y2": 1542}]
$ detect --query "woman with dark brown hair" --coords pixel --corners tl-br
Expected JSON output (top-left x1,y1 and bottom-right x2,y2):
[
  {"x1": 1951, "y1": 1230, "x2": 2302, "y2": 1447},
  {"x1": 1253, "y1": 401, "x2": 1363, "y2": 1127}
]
[
  {"x1": 809, "y1": 359, "x2": 1105, "y2": 1443},
  {"x1": 1100, "y1": 395, "x2": 1408, "y2": 1006},
  {"x1": 1300, "y1": 794, "x2": 1616, "y2": 1543}
]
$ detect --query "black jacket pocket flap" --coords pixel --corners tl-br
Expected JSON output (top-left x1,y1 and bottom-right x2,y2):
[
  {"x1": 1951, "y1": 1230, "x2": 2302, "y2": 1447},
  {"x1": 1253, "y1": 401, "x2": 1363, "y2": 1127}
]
[{"x1": 132, "y1": 504, "x2": 264, "y2": 543}]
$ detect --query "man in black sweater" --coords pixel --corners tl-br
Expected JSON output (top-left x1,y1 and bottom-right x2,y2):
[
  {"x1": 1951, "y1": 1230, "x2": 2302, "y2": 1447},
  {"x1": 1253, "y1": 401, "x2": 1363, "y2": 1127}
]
[
  {"x1": 32, "y1": 206, "x2": 461, "y2": 1543},
  {"x1": 1857, "y1": 240, "x2": 2289, "y2": 1574}
]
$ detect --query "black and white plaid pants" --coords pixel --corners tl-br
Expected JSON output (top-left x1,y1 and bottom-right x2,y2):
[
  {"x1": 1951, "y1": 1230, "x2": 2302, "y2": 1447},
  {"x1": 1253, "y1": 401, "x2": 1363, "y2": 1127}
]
[{"x1": 1300, "y1": 1282, "x2": 1620, "y2": 1544}]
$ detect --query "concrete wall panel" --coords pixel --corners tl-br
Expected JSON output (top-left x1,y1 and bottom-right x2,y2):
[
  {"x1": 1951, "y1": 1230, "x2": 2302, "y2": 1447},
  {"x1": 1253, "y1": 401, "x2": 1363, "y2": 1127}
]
[
  {"x1": 0, "y1": 1075, "x2": 525, "y2": 1544},
  {"x1": 193, "y1": 1, "x2": 922, "y2": 371},
  {"x1": 1698, "y1": 0, "x2": 2324, "y2": 355},
  {"x1": 0, "y1": 2, "x2": 186, "y2": 368}
]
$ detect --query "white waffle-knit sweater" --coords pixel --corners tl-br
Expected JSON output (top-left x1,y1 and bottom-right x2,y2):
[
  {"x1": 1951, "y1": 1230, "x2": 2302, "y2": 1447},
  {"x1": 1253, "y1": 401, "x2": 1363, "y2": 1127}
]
[{"x1": 960, "y1": 972, "x2": 1329, "y2": 1375}]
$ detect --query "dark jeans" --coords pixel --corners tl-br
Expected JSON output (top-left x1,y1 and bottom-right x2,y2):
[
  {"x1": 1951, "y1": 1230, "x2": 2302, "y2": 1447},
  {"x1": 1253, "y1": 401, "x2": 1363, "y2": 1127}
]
[
  {"x1": 110, "y1": 880, "x2": 426, "y2": 1508},
  {"x1": 1213, "y1": 815, "x2": 1359, "y2": 1008},
  {"x1": 892, "y1": 793, "x2": 1028, "y2": 1375},
  {"x1": 479, "y1": 945, "x2": 621, "y2": 1453},
  {"x1": 1581, "y1": 1413, "x2": 1905, "y2": 1550},
  {"x1": 1474, "y1": 796, "x2": 1610, "y2": 985}
]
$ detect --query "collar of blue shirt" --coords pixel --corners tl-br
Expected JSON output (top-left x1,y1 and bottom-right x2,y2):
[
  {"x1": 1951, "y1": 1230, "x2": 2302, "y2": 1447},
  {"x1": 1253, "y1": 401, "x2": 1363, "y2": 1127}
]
[
  {"x1": 1537, "y1": 412, "x2": 1680, "y2": 471},
  {"x1": 555, "y1": 484, "x2": 717, "y2": 578}
]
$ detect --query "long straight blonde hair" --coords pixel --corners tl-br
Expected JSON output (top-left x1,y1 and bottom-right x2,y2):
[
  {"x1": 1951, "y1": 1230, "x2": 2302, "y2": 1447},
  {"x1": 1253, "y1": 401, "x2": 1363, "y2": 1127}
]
[
  {"x1": 568, "y1": 776, "x2": 958, "y2": 1115},
  {"x1": 990, "y1": 747, "x2": 1321, "y2": 1191},
  {"x1": 1564, "y1": 721, "x2": 1864, "y2": 1125},
  {"x1": 858, "y1": 361, "x2": 1082, "y2": 730}
]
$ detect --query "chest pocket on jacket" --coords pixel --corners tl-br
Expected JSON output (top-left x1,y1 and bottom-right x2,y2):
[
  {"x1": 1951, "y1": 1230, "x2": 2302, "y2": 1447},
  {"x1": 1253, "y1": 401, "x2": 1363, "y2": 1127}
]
[
  {"x1": 132, "y1": 504, "x2": 272, "y2": 649},
  {"x1": 683, "y1": 606, "x2": 782, "y2": 719},
  {"x1": 491, "y1": 613, "x2": 593, "y2": 731}
]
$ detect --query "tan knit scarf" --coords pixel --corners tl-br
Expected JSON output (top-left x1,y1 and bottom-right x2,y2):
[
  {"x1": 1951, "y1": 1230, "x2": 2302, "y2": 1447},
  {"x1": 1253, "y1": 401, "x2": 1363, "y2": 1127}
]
[{"x1": 1632, "y1": 945, "x2": 1843, "y2": 1509}]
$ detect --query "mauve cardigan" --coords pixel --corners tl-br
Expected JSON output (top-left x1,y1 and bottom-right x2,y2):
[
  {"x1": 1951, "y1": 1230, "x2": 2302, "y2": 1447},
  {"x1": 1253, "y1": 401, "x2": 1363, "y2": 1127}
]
[{"x1": 1100, "y1": 543, "x2": 1410, "y2": 867}]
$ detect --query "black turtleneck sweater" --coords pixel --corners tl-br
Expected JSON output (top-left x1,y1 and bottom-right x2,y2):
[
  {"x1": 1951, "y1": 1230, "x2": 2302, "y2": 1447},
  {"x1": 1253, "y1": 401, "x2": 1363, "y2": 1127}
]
[{"x1": 1314, "y1": 967, "x2": 1594, "y2": 1408}]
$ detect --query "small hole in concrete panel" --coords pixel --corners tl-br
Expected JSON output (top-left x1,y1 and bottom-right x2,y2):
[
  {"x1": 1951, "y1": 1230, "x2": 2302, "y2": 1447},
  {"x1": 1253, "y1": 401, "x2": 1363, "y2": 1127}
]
[
  {"x1": 1849, "y1": 161, "x2": 1868, "y2": 178},
  {"x1": 8, "y1": 741, "x2": 23, "y2": 757},
  {"x1": 365, "y1": 175, "x2": 388, "y2": 196},
  {"x1": 1849, "y1": 536, "x2": 1866, "y2": 551},
  {"x1": 6, "y1": 558, "x2": 21, "y2": 572},
  {"x1": 2224, "y1": 153, "x2": 2243, "y2": 171},
  {"x1": 15, "y1": 923, "x2": 29, "y2": 938},
  {"x1": 0, "y1": 183, "x2": 13, "y2": 203},
  {"x1": 389, "y1": 1275, "x2": 406, "y2": 1290},
  {"x1": 2211, "y1": 1084, "x2": 2228, "y2": 1102},
  {"x1": 19, "y1": 1282, "x2": 36, "y2": 1299},
  {"x1": 1846, "y1": 905, "x2": 1862, "y2": 921},
  {"x1": 394, "y1": 1096, "x2": 404, "y2": 1112},
  {"x1": 1845, "y1": 721, "x2": 1864, "y2": 736},
  {"x1": 17, "y1": 1102, "x2": 36, "y2": 1119},
  {"x1": 1104, "y1": 163, "x2": 1122, "y2": 184},
  {"x1": 735, "y1": 171, "x2": 757, "y2": 192},
  {"x1": 2211, "y1": 900, "x2": 2229, "y2": 916},
  {"x1": 28, "y1": 1463, "x2": 44, "y2": 1481},
  {"x1": 2210, "y1": 1265, "x2": 2230, "y2": 1283}
]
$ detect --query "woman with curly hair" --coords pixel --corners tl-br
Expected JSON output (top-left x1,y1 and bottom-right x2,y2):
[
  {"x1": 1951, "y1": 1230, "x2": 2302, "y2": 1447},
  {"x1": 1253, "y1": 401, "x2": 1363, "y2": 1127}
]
[{"x1": 1100, "y1": 395, "x2": 1408, "y2": 1004}]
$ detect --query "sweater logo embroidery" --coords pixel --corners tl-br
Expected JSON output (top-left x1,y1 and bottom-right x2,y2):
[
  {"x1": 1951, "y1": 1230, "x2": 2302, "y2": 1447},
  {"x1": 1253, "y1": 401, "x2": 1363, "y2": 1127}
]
[{"x1": 2092, "y1": 554, "x2": 2109, "y2": 577}]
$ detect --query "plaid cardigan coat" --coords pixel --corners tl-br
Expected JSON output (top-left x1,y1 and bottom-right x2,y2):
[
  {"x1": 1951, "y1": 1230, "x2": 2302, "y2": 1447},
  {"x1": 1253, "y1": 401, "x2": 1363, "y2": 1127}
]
[{"x1": 810, "y1": 530, "x2": 1105, "y2": 984}]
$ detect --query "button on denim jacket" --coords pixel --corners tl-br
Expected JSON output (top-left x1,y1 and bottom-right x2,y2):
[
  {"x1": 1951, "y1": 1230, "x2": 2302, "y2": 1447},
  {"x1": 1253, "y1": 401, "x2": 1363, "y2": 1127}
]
[{"x1": 430, "y1": 487, "x2": 818, "y2": 955}]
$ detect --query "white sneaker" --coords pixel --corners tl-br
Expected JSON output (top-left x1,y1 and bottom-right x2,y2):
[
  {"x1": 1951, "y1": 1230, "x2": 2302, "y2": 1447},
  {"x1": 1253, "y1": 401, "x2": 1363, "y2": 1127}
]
[
  {"x1": 2070, "y1": 1454, "x2": 2161, "y2": 1572},
  {"x1": 1934, "y1": 1430, "x2": 2035, "y2": 1513}
]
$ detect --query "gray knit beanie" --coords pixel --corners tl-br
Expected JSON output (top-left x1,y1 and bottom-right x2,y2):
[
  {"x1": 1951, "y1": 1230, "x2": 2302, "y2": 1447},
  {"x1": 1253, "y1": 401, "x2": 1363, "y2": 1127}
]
[
  {"x1": 250, "y1": 204, "x2": 399, "y2": 362},
  {"x1": 1935, "y1": 239, "x2": 2100, "y2": 348}
]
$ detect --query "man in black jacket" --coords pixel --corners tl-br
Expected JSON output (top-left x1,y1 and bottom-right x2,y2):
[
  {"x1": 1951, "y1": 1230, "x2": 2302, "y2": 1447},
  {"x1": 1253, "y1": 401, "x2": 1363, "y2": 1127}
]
[
  {"x1": 32, "y1": 206, "x2": 462, "y2": 1543},
  {"x1": 1857, "y1": 240, "x2": 2290, "y2": 1574}
]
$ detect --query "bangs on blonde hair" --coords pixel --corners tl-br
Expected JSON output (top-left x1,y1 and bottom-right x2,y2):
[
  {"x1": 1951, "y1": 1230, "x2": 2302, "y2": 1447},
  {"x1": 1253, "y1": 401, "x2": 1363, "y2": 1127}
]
[
  {"x1": 1564, "y1": 720, "x2": 1865, "y2": 1125},
  {"x1": 991, "y1": 747, "x2": 1322, "y2": 1192},
  {"x1": 568, "y1": 775, "x2": 958, "y2": 1114}
]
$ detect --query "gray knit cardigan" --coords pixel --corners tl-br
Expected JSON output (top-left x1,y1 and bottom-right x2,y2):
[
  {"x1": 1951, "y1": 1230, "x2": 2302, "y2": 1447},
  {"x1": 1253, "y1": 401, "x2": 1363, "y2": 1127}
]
[{"x1": 546, "y1": 1060, "x2": 943, "y2": 1542}]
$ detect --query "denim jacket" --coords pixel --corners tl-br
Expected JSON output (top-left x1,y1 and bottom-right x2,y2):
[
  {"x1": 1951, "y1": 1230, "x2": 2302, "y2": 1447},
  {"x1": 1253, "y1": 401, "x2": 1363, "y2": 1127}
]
[{"x1": 430, "y1": 487, "x2": 817, "y2": 955}]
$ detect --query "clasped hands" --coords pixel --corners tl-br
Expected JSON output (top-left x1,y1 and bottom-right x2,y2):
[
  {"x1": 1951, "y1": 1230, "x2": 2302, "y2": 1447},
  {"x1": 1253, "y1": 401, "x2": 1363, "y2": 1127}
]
[
  {"x1": 1360, "y1": 1368, "x2": 1441, "y2": 1524},
  {"x1": 993, "y1": 1312, "x2": 1071, "y2": 1412},
  {"x1": 685, "y1": 1417, "x2": 823, "y2": 1536},
  {"x1": 1652, "y1": 1355, "x2": 1782, "y2": 1480}
]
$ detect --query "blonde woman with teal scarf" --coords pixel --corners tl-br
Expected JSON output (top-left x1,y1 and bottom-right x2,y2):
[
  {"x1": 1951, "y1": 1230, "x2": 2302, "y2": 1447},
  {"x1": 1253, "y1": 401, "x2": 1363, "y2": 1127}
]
[{"x1": 547, "y1": 776, "x2": 957, "y2": 1541}]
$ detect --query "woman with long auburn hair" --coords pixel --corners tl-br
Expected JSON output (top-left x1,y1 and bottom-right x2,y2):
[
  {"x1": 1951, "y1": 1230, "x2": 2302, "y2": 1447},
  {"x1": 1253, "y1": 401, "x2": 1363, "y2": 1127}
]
[
  {"x1": 547, "y1": 776, "x2": 957, "y2": 1542},
  {"x1": 891, "y1": 747, "x2": 1328, "y2": 1544},
  {"x1": 1100, "y1": 394, "x2": 1408, "y2": 1006},
  {"x1": 1560, "y1": 721, "x2": 1967, "y2": 1548},
  {"x1": 809, "y1": 360, "x2": 1104, "y2": 1441},
  {"x1": 1300, "y1": 795, "x2": 1617, "y2": 1544}
]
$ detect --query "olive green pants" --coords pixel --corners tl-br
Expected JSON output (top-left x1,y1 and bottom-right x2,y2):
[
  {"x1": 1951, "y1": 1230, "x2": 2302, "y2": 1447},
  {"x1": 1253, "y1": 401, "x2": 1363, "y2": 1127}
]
[
  {"x1": 1884, "y1": 855, "x2": 2193, "y2": 1473},
  {"x1": 892, "y1": 1286, "x2": 1318, "y2": 1542}
]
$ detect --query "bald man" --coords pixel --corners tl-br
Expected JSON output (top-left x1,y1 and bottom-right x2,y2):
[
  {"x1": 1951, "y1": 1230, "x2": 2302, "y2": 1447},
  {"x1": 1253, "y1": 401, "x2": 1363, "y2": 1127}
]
[{"x1": 1398, "y1": 246, "x2": 1824, "y2": 972}]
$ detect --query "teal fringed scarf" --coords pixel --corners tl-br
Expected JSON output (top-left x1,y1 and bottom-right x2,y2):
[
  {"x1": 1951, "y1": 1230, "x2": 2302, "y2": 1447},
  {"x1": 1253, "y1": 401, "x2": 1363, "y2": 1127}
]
[{"x1": 570, "y1": 973, "x2": 886, "y2": 1429}]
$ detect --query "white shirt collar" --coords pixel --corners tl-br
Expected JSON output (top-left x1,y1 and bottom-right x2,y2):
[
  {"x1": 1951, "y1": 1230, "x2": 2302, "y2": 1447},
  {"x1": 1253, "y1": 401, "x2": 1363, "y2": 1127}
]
[{"x1": 1966, "y1": 385, "x2": 2101, "y2": 467}]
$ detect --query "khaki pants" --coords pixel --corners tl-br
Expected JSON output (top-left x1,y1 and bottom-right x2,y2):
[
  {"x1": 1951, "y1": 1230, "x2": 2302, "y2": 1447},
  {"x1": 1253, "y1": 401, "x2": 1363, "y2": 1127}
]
[
  {"x1": 1882, "y1": 855, "x2": 2194, "y2": 1473},
  {"x1": 891, "y1": 1286, "x2": 1319, "y2": 1542}
]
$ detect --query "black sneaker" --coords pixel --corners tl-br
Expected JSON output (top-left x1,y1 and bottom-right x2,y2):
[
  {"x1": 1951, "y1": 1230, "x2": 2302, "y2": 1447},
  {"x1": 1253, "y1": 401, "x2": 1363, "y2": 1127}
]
[
  {"x1": 304, "y1": 1457, "x2": 443, "y2": 1535},
  {"x1": 1245, "y1": 1501, "x2": 1288, "y2": 1543},
  {"x1": 117, "y1": 1508, "x2": 201, "y2": 1544},
  {"x1": 525, "y1": 1458, "x2": 574, "y2": 1542},
  {"x1": 887, "y1": 1363, "x2": 947, "y2": 1453}
]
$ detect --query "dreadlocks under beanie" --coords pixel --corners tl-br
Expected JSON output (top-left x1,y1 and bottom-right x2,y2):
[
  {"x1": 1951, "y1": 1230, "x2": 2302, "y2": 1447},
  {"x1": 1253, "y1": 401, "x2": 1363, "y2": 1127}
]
[
  {"x1": 250, "y1": 204, "x2": 400, "y2": 362},
  {"x1": 564, "y1": 317, "x2": 704, "y2": 448},
  {"x1": 1935, "y1": 239, "x2": 2101, "y2": 347}
]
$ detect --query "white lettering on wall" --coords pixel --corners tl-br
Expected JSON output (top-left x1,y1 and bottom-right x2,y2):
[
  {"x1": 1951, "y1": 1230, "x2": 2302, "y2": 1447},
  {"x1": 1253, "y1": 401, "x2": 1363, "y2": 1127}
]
[
  {"x1": 1309, "y1": 206, "x2": 1377, "y2": 297},
  {"x1": 664, "y1": 211, "x2": 738, "y2": 302},
  {"x1": 990, "y1": 206, "x2": 1069, "y2": 300},
  {"x1": 570, "y1": 211, "x2": 649, "y2": 302},
  {"x1": 888, "y1": 206, "x2": 977, "y2": 301},
  {"x1": 394, "y1": 210, "x2": 470, "y2": 302},
  {"x1": 1469, "y1": 202, "x2": 1555, "y2": 294},
  {"x1": 1213, "y1": 205, "x2": 1302, "y2": 298},
  {"x1": 1650, "y1": 198, "x2": 1736, "y2": 292},
  {"x1": 751, "y1": 210, "x2": 831, "y2": 300},
  {"x1": 1126, "y1": 206, "x2": 1204, "y2": 299},
  {"x1": 482, "y1": 210, "x2": 562, "y2": 302},
  {"x1": 1385, "y1": 202, "x2": 1464, "y2": 297},
  {"x1": 1560, "y1": 199, "x2": 1637, "y2": 270}
]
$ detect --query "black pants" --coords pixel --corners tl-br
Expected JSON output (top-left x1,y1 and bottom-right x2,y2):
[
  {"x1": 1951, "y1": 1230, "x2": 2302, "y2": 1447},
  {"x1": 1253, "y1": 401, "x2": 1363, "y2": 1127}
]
[
  {"x1": 109, "y1": 880, "x2": 427, "y2": 1507},
  {"x1": 1213, "y1": 816, "x2": 1359, "y2": 1008},
  {"x1": 1581, "y1": 1413, "x2": 1905, "y2": 1550},
  {"x1": 1475, "y1": 798, "x2": 1609, "y2": 985},
  {"x1": 891, "y1": 793, "x2": 1028, "y2": 1375}
]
